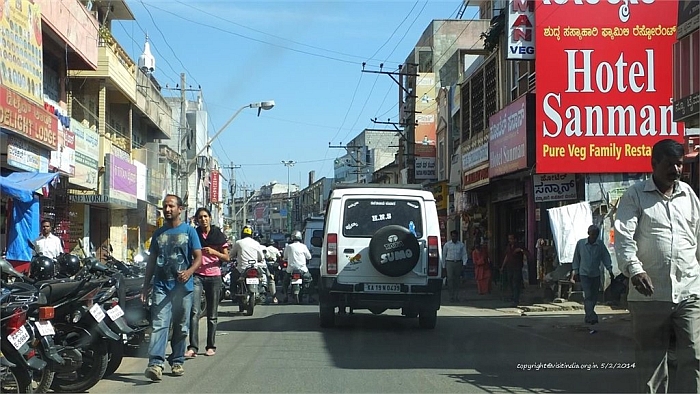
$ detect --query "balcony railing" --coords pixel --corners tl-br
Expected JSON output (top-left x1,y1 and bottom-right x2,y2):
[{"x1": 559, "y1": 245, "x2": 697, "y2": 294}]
[
  {"x1": 135, "y1": 71, "x2": 172, "y2": 138},
  {"x1": 99, "y1": 27, "x2": 136, "y2": 73}
]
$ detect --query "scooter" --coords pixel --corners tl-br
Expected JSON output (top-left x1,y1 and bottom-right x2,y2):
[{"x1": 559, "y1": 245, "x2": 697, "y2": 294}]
[{"x1": 285, "y1": 269, "x2": 312, "y2": 305}]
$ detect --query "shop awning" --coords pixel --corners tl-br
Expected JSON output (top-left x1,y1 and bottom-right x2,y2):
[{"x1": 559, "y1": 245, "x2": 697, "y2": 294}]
[{"x1": 0, "y1": 172, "x2": 59, "y2": 203}]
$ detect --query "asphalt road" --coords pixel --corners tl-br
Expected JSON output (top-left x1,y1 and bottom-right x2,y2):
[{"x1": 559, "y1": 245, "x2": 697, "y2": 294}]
[{"x1": 91, "y1": 299, "x2": 638, "y2": 393}]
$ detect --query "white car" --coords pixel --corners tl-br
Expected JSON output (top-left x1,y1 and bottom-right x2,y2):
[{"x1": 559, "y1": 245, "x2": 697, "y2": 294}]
[{"x1": 318, "y1": 185, "x2": 443, "y2": 329}]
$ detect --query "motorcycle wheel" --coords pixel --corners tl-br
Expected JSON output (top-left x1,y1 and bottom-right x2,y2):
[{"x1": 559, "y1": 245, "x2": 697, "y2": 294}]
[
  {"x1": 31, "y1": 366, "x2": 55, "y2": 393},
  {"x1": 103, "y1": 339, "x2": 125, "y2": 378},
  {"x1": 51, "y1": 341, "x2": 109, "y2": 393},
  {"x1": 246, "y1": 295, "x2": 255, "y2": 316},
  {"x1": 1, "y1": 365, "x2": 32, "y2": 393}
]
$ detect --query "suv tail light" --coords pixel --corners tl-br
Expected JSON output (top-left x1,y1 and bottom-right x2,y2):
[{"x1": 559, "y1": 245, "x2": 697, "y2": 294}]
[
  {"x1": 427, "y1": 236, "x2": 439, "y2": 276},
  {"x1": 327, "y1": 233, "x2": 338, "y2": 275}
]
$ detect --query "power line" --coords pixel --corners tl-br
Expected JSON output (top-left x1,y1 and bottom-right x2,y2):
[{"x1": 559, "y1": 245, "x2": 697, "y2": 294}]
[
  {"x1": 382, "y1": 0, "x2": 430, "y2": 63},
  {"x1": 140, "y1": 2, "x2": 371, "y2": 67},
  {"x1": 366, "y1": 0, "x2": 420, "y2": 63}
]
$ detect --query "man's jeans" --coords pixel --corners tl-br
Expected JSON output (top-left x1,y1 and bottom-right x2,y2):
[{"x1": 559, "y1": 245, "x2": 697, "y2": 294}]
[
  {"x1": 148, "y1": 284, "x2": 192, "y2": 367},
  {"x1": 189, "y1": 275, "x2": 221, "y2": 352},
  {"x1": 445, "y1": 260, "x2": 463, "y2": 300},
  {"x1": 580, "y1": 275, "x2": 601, "y2": 323}
]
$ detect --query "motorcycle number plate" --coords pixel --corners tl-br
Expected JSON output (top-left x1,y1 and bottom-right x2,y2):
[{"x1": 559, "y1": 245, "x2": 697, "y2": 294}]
[
  {"x1": 35, "y1": 320, "x2": 55, "y2": 336},
  {"x1": 8, "y1": 326, "x2": 29, "y2": 350},
  {"x1": 291, "y1": 279, "x2": 303, "y2": 285},
  {"x1": 89, "y1": 304, "x2": 106, "y2": 322},
  {"x1": 245, "y1": 278, "x2": 259, "y2": 285},
  {"x1": 107, "y1": 305, "x2": 125, "y2": 321}
]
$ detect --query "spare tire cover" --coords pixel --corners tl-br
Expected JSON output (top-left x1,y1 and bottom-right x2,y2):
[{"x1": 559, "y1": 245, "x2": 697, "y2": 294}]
[{"x1": 368, "y1": 225, "x2": 420, "y2": 277}]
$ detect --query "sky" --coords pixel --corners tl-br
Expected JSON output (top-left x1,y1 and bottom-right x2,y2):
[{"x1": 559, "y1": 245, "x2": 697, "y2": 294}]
[{"x1": 112, "y1": 0, "x2": 477, "y2": 196}]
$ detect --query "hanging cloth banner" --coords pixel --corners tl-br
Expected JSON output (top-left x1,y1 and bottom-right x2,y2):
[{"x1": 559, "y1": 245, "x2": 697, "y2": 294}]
[{"x1": 547, "y1": 201, "x2": 592, "y2": 265}]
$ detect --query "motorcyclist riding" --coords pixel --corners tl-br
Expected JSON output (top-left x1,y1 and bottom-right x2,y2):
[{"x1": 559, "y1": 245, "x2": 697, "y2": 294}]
[
  {"x1": 230, "y1": 226, "x2": 264, "y2": 285},
  {"x1": 261, "y1": 240, "x2": 280, "y2": 304},
  {"x1": 282, "y1": 230, "x2": 313, "y2": 303}
]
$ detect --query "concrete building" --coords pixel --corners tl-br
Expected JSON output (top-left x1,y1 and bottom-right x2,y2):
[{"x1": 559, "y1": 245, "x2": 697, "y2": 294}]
[{"x1": 333, "y1": 129, "x2": 401, "y2": 183}]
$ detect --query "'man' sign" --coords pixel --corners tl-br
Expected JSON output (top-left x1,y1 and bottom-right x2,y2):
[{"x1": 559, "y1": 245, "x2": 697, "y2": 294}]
[{"x1": 507, "y1": 0, "x2": 535, "y2": 60}]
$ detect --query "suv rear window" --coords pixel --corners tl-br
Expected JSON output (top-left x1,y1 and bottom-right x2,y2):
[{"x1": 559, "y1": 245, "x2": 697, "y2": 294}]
[{"x1": 342, "y1": 198, "x2": 423, "y2": 238}]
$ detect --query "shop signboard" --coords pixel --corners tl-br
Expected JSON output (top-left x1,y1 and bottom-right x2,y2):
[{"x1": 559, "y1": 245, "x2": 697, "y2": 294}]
[
  {"x1": 507, "y1": 0, "x2": 536, "y2": 60},
  {"x1": 533, "y1": 174, "x2": 577, "y2": 203},
  {"x1": 0, "y1": 86, "x2": 58, "y2": 150},
  {"x1": 210, "y1": 170, "x2": 220, "y2": 203},
  {"x1": 104, "y1": 154, "x2": 137, "y2": 208},
  {"x1": 71, "y1": 119, "x2": 98, "y2": 189},
  {"x1": 45, "y1": 98, "x2": 74, "y2": 176},
  {"x1": 535, "y1": 0, "x2": 683, "y2": 174},
  {"x1": 6, "y1": 134, "x2": 49, "y2": 172},
  {"x1": 415, "y1": 73, "x2": 436, "y2": 146},
  {"x1": 134, "y1": 160, "x2": 147, "y2": 201},
  {"x1": 489, "y1": 94, "x2": 529, "y2": 177},
  {"x1": 0, "y1": 0, "x2": 44, "y2": 104}
]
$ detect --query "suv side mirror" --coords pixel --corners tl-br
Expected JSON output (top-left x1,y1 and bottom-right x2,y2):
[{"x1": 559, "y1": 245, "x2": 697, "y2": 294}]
[{"x1": 310, "y1": 236, "x2": 323, "y2": 247}]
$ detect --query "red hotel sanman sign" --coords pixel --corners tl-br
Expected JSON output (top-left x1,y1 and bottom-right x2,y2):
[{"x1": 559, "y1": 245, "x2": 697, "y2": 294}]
[{"x1": 535, "y1": 0, "x2": 683, "y2": 173}]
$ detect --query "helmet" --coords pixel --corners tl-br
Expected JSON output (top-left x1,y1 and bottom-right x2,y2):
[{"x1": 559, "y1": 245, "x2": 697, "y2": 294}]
[
  {"x1": 241, "y1": 225, "x2": 253, "y2": 238},
  {"x1": 291, "y1": 230, "x2": 302, "y2": 242},
  {"x1": 57, "y1": 254, "x2": 81, "y2": 277},
  {"x1": 30, "y1": 255, "x2": 56, "y2": 280}
]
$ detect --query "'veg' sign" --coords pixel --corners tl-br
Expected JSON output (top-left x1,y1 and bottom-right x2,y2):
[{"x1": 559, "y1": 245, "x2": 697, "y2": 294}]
[{"x1": 535, "y1": 0, "x2": 683, "y2": 173}]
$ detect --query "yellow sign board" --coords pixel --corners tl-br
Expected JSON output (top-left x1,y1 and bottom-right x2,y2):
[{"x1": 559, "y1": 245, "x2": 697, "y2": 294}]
[{"x1": 0, "y1": 0, "x2": 44, "y2": 104}]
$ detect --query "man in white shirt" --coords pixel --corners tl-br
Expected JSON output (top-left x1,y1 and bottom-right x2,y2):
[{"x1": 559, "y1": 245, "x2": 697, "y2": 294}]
[
  {"x1": 442, "y1": 230, "x2": 468, "y2": 302},
  {"x1": 35, "y1": 219, "x2": 63, "y2": 259},
  {"x1": 230, "y1": 226, "x2": 264, "y2": 289},
  {"x1": 615, "y1": 139, "x2": 700, "y2": 393},
  {"x1": 283, "y1": 231, "x2": 312, "y2": 303}
]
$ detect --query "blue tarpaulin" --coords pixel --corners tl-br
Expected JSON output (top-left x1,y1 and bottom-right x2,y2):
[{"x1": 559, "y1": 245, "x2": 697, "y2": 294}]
[{"x1": 0, "y1": 172, "x2": 59, "y2": 262}]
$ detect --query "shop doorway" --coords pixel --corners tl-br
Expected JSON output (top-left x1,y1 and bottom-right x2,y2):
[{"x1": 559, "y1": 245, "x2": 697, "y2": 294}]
[
  {"x1": 89, "y1": 207, "x2": 109, "y2": 260},
  {"x1": 494, "y1": 201, "x2": 527, "y2": 266}
]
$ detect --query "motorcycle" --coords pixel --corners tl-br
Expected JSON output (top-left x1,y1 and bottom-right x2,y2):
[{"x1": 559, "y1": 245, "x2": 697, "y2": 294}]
[
  {"x1": 232, "y1": 260, "x2": 261, "y2": 316},
  {"x1": 0, "y1": 258, "x2": 59, "y2": 393},
  {"x1": 220, "y1": 261, "x2": 233, "y2": 302},
  {"x1": 285, "y1": 269, "x2": 313, "y2": 305}
]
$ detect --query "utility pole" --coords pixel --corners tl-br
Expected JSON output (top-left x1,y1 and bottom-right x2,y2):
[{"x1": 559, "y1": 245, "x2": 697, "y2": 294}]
[
  {"x1": 329, "y1": 143, "x2": 365, "y2": 183},
  {"x1": 222, "y1": 163, "x2": 240, "y2": 231},
  {"x1": 281, "y1": 161, "x2": 296, "y2": 234},
  {"x1": 361, "y1": 63, "x2": 419, "y2": 184},
  {"x1": 179, "y1": 73, "x2": 188, "y2": 219}
]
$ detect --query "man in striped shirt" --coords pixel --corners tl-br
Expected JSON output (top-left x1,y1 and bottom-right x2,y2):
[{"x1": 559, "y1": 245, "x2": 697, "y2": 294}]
[{"x1": 615, "y1": 139, "x2": 700, "y2": 394}]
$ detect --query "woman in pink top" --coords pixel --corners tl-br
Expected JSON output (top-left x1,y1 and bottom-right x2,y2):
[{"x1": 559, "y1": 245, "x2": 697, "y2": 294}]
[{"x1": 186, "y1": 207, "x2": 229, "y2": 357}]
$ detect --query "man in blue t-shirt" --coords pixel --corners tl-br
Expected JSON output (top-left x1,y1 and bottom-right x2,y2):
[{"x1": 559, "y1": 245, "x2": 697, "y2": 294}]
[{"x1": 140, "y1": 194, "x2": 202, "y2": 381}]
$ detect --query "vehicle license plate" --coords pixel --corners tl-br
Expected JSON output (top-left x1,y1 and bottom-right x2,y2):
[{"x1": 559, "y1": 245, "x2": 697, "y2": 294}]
[
  {"x1": 8, "y1": 326, "x2": 29, "y2": 350},
  {"x1": 35, "y1": 320, "x2": 55, "y2": 336},
  {"x1": 89, "y1": 304, "x2": 106, "y2": 322},
  {"x1": 245, "y1": 278, "x2": 259, "y2": 285},
  {"x1": 291, "y1": 279, "x2": 303, "y2": 285},
  {"x1": 364, "y1": 283, "x2": 401, "y2": 293},
  {"x1": 107, "y1": 305, "x2": 125, "y2": 320}
]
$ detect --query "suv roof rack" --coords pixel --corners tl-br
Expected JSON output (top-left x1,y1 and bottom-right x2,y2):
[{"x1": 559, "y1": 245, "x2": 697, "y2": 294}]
[{"x1": 331, "y1": 183, "x2": 424, "y2": 190}]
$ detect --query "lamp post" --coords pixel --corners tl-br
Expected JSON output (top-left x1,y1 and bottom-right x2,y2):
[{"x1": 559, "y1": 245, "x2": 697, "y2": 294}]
[
  {"x1": 181, "y1": 100, "x2": 274, "y2": 218},
  {"x1": 281, "y1": 160, "x2": 296, "y2": 235}
]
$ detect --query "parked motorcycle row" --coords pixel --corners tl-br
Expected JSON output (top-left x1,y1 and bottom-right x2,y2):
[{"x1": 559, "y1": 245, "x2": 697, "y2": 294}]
[
  {"x1": 0, "y1": 242, "x2": 313, "y2": 393},
  {"x1": 0, "y1": 241, "x2": 149, "y2": 393}
]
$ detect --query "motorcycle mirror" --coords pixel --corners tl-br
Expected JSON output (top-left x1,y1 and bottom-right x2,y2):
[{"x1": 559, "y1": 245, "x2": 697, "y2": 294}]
[
  {"x1": 109, "y1": 244, "x2": 114, "y2": 253},
  {"x1": 27, "y1": 239, "x2": 36, "y2": 250},
  {"x1": 0, "y1": 257, "x2": 24, "y2": 279}
]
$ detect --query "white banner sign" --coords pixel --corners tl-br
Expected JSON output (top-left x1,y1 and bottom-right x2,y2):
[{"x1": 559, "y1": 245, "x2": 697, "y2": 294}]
[
  {"x1": 507, "y1": 0, "x2": 535, "y2": 60},
  {"x1": 462, "y1": 143, "x2": 488, "y2": 171}
]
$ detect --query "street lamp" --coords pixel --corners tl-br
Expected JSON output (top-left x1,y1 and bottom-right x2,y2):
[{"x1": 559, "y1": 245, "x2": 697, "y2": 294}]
[
  {"x1": 281, "y1": 160, "x2": 296, "y2": 234},
  {"x1": 180, "y1": 100, "x2": 274, "y2": 217}
]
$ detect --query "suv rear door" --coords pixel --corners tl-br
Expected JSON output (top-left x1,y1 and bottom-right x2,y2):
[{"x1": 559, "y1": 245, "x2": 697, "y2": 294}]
[{"x1": 335, "y1": 195, "x2": 428, "y2": 286}]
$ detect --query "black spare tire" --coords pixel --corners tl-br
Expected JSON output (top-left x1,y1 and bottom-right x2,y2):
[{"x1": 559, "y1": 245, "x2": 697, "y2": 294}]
[{"x1": 368, "y1": 225, "x2": 420, "y2": 277}]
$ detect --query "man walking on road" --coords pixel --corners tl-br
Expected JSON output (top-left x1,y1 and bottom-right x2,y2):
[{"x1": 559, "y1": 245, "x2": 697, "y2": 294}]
[
  {"x1": 141, "y1": 194, "x2": 202, "y2": 381},
  {"x1": 571, "y1": 224, "x2": 613, "y2": 325},
  {"x1": 615, "y1": 139, "x2": 700, "y2": 393},
  {"x1": 442, "y1": 230, "x2": 468, "y2": 302},
  {"x1": 500, "y1": 234, "x2": 528, "y2": 307}
]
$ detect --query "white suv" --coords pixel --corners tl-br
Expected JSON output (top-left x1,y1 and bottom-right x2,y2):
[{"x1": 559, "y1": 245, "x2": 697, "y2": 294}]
[{"x1": 318, "y1": 185, "x2": 443, "y2": 329}]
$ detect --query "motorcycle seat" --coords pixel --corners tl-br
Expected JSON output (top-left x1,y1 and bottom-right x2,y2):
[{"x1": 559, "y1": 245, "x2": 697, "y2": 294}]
[{"x1": 37, "y1": 280, "x2": 84, "y2": 305}]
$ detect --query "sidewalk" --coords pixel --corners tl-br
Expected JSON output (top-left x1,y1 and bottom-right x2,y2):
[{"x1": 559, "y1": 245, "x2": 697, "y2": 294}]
[{"x1": 442, "y1": 279, "x2": 629, "y2": 316}]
